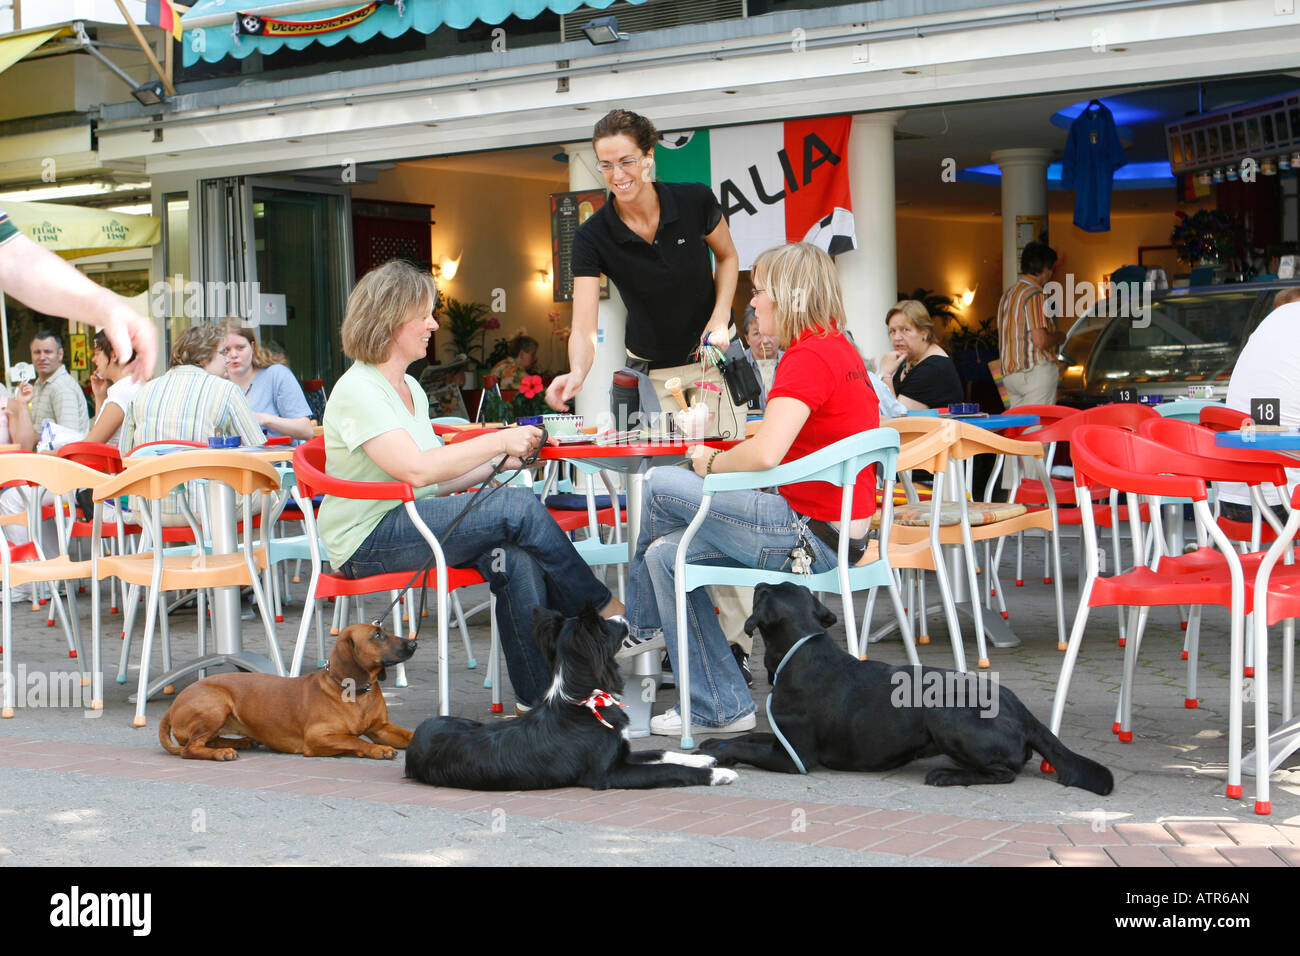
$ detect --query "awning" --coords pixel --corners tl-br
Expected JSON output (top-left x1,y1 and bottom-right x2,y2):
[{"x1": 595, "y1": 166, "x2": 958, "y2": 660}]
[
  {"x1": 182, "y1": 0, "x2": 645, "y2": 65},
  {"x1": 2, "y1": 200, "x2": 161, "y2": 260},
  {"x1": 0, "y1": 26, "x2": 71, "y2": 74}
]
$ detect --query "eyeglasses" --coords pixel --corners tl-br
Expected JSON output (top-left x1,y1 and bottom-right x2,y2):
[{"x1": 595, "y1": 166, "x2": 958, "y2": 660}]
[{"x1": 595, "y1": 156, "x2": 645, "y2": 174}]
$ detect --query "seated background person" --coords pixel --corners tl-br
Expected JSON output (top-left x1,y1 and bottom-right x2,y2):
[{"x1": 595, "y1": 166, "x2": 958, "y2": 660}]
[
  {"x1": 877, "y1": 300, "x2": 963, "y2": 410},
  {"x1": 317, "y1": 260, "x2": 623, "y2": 712},
  {"x1": 222, "y1": 321, "x2": 315, "y2": 441},
  {"x1": 85, "y1": 330, "x2": 142, "y2": 447},
  {"x1": 624, "y1": 242, "x2": 881, "y2": 735},
  {"x1": 29, "y1": 329, "x2": 89, "y2": 443},
  {"x1": 488, "y1": 334, "x2": 540, "y2": 391},
  {"x1": 120, "y1": 323, "x2": 265, "y2": 522}
]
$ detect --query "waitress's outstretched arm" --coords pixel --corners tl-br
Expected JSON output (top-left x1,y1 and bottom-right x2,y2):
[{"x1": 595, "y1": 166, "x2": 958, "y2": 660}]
[
  {"x1": 702, "y1": 217, "x2": 740, "y2": 347},
  {"x1": 546, "y1": 275, "x2": 601, "y2": 410}
]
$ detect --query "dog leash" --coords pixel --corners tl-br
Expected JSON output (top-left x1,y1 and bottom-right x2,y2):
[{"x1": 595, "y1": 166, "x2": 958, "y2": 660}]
[
  {"x1": 368, "y1": 449, "x2": 542, "y2": 636},
  {"x1": 765, "y1": 633, "x2": 820, "y2": 775}
]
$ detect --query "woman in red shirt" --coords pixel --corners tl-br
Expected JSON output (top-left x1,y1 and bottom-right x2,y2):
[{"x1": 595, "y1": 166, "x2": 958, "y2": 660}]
[{"x1": 622, "y1": 242, "x2": 881, "y2": 734}]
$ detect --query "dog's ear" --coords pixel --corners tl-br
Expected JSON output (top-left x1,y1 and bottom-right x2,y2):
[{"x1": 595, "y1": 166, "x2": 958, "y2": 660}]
[
  {"x1": 743, "y1": 613, "x2": 758, "y2": 637},
  {"x1": 816, "y1": 599, "x2": 837, "y2": 629},
  {"x1": 532, "y1": 606, "x2": 565, "y2": 668},
  {"x1": 330, "y1": 626, "x2": 370, "y2": 686}
]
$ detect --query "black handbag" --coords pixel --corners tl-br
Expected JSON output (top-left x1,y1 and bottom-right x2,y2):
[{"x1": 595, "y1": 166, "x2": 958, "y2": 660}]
[{"x1": 721, "y1": 355, "x2": 762, "y2": 407}]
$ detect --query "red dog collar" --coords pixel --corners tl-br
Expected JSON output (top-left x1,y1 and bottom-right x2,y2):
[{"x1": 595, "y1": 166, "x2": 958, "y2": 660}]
[{"x1": 578, "y1": 690, "x2": 626, "y2": 729}]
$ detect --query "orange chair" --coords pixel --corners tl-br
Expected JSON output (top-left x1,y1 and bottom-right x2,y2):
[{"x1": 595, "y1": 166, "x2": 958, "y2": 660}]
[
  {"x1": 1, "y1": 454, "x2": 115, "y2": 716},
  {"x1": 94, "y1": 451, "x2": 283, "y2": 726},
  {"x1": 886, "y1": 417, "x2": 1065, "y2": 666}
]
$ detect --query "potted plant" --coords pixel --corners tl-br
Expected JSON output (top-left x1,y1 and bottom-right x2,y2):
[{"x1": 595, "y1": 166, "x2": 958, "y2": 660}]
[
  {"x1": 481, "y1": 374, "x2": 548, "y2": 423},
  {"x1": 442, "y1": 298, "x2": 500, "y2": 387},
  {"x1": 1171, "y1": 209, "x2": 1248, "y2": 268}
]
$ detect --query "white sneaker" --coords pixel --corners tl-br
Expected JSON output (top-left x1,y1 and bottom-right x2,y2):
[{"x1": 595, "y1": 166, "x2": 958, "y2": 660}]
[
  {"x1": 649, "y1": 707, "x2": 755, "y2": 736},
  {"x1": 615, "y1": 629, "x2": 666, "y2": 661}
]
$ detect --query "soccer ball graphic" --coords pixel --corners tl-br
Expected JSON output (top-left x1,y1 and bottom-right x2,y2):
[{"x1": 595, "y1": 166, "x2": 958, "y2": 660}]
[
  {"x1": 802, "y1": 207, "x2": 857, "y2": 257},
  {"x1": 658, "y1": 131, "x2": 694, "y2": 150}
]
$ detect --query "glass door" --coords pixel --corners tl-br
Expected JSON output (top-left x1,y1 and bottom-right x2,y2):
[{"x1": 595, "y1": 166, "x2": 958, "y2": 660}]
[
  {"x1": 248, "y1": 180, "x2": 352, "y2": 389},
  {"x1": 199, "y1": 176, "x2": 352, "y2": 388}
]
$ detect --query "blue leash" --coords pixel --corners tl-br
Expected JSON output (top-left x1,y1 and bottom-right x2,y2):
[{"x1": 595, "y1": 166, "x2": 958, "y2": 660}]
[{"x1": 764, "y1": 632, "x2": 820, "y2": 775}]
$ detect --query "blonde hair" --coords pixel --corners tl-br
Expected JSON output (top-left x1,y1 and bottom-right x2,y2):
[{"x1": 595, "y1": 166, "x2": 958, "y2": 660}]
[
  {"x1": 170, "y1": 323, "x2": 227, "y2": 369},
  {"x1": 749, "y1": 243, "x2": 845, "y2": 348},
  {"x1": 222, "y1": 319, "x2": 275, "y2": 369},
  {"x1": 342, "y1": 260, "x2": 438, "y2": 364},
  {"x1": 887, "y1": 299, "x2": 944, "y2": 349}
]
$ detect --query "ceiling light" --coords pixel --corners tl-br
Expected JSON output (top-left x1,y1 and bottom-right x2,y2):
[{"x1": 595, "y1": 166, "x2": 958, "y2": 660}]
[{"x1": 581, "y1": 15, "x2": 627, "y2": 45}]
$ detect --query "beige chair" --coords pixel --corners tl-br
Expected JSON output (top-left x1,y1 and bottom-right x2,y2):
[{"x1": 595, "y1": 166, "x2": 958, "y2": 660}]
[
  {"x1": 882, "y1": 416, "x2": 1065, "y2": 668},
  {"x1": 94, "y1": 451, "x2": 283, "y2": 726},
  {"x1": 859, "y1": 419, "x2": 971, "y2": 669},
  {"x1": 1, "y1": 454, "x2": 115, "y2": 716}
]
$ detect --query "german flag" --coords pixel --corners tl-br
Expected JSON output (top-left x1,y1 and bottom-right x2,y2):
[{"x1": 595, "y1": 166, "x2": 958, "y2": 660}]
[{"x1": 144, "y1": 0, "x2": 184, "y2": 42}]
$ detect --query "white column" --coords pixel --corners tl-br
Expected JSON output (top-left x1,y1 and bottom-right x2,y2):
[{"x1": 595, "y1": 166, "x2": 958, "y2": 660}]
[
  {"x1": 838, "y1": 111, "x2": 903, "y2": 367},
  {"x1": 565, "y1": 142, "x2": 624, "y2": 426},
  {"x1": 991, "y1": 148, "x2": 1052, "y2": 289}
]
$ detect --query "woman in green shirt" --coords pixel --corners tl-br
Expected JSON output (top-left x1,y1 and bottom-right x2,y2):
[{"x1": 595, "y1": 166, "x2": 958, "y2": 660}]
[{"x1": 318, "y1": 260, "x2": 623, "y2": 708}]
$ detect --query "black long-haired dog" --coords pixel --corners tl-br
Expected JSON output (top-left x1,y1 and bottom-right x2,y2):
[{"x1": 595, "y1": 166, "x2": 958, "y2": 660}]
[
  {"x1": 701, "y1": 583, "x2": 1113, "y2": 795},
  {"x1": 404, "y1": 605, "x2": 738, "y2": 790}
]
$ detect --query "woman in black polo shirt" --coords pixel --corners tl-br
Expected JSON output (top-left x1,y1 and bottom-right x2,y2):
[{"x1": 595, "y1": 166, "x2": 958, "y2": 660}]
[{"x1": 546, "y1": 109, "x2": 745, "y2": 437}]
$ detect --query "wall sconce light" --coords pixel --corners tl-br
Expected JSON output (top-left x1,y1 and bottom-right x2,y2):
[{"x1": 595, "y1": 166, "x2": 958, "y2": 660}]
[
  {"x1": 581, "y1": 15, "x2": 627, "y2": 45},
  {"x1": 537, "y1": 267, "x2": 552, "y2": 285},
  {"x1": 433, "y1": 252, "x2": 461, "y2": 281},
  {"x1": 958, "y1": 286, "x2": 977, "y2": 309}
]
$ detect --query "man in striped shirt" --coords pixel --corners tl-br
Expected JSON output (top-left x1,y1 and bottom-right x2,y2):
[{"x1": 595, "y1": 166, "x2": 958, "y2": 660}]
[
  {"x1": 996, "y1": 241, "x2": 1063, "y2": 409},
  {"x1": 29, "y1": 331, "x2": 90, "y2": 440}
]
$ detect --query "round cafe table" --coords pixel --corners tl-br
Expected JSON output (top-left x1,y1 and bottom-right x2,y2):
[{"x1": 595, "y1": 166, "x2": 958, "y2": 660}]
[{"x1": 538, "y1": 438, "x2": 737, "y2": 736}]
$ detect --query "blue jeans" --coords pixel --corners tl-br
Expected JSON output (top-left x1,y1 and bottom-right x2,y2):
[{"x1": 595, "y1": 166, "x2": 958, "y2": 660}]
[
  {"x1": 626, "y1": 466, "x2": 837, "y2": 727},
  {"x1": 342, "y1": 486, "x2": 612, "y2": 706}
]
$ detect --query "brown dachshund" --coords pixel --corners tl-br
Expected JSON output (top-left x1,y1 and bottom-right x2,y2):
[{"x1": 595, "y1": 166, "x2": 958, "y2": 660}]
[{"x1": 158, "y1": 624, "x2": 416, "y2": 761}]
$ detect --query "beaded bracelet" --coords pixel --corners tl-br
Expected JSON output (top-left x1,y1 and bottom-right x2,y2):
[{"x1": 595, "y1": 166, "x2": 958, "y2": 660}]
[{"x1": 705, "y1": 449, "x2": 723, "y2": 476}]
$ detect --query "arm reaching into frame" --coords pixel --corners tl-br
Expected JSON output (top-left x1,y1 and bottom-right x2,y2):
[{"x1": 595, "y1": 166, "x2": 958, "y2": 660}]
[{"x1": 0, "y1": 233, "x2": 157, "y2": 381}]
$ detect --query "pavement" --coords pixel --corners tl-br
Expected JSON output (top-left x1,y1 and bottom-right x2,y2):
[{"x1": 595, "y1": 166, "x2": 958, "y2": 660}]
[{"x1": 1, "y1": 530, "x2": 1298, "y2": 867}]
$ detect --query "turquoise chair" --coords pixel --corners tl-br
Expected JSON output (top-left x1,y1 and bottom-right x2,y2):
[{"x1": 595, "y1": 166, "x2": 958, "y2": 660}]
[{"x1": 671, "y1": 427, "x2": 909, "y2": 749}]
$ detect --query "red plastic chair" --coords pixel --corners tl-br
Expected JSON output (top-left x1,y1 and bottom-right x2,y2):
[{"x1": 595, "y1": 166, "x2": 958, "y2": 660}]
[
  {"x1": 1049, "y1": 425, "x2": 1286, "y2": 813},
  {"x1": 995, "y1": 404, "x2": 1158, "y2": 599},
  {"x1": 289, "y1": 437, "x2": 486, "y2": 714},
  {"x1": 1199, "y1": 404, "x2": 1251, "y2": 433},
  {"x1": 1246, "y1": 483, "x2": 1300, "y2": 814}
]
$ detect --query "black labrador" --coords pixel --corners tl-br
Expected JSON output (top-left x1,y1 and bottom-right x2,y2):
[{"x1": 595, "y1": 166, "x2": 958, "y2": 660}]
[
  {"x1": 700, "y1": 582, "x2": 1113, "y2": 794},
  {"x1": 405, "y1": 605, "x2": 738, "y2": 790}
]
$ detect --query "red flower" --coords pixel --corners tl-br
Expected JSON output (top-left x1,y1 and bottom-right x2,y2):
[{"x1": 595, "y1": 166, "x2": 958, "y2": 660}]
[
  {"x1": 519, "y1": 374, "x2": 544, "y2": 399},
  {"x1": 484, "y1": 316, "x2": 501, "y2": 330}
]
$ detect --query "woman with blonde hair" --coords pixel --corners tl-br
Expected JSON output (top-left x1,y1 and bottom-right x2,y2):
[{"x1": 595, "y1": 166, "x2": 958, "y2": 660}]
[
  {"x1": 878, "y1": 299, "x2": 962, "y2": 410},
  {"x1": 622, "y1": 242, "x2": 881, "y2": 734},
  {"x1": 222, "y1": 321, "x2": 314, "y2": 440},
  {"x1": 318, "y1": 259, "x2": 623, "y2": 712}
]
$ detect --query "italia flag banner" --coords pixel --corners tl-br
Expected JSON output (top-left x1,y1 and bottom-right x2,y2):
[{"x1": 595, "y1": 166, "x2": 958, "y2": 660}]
[{"x1": 653, "y1": 115, "x2": 855, "y2": 270}]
